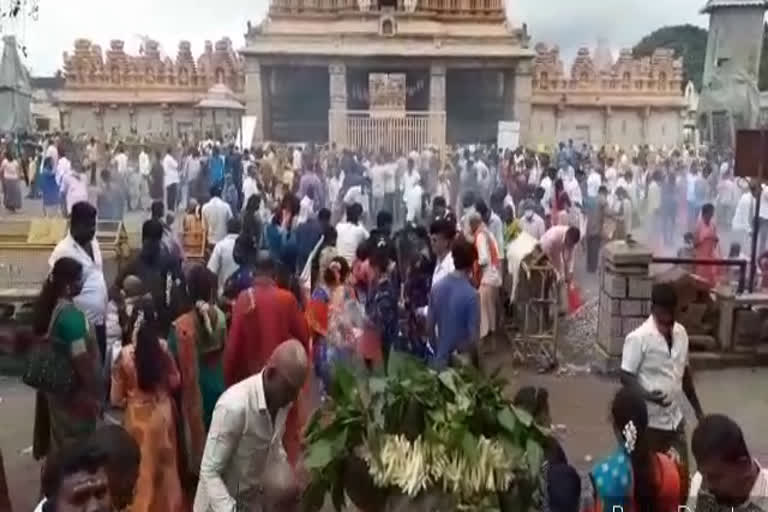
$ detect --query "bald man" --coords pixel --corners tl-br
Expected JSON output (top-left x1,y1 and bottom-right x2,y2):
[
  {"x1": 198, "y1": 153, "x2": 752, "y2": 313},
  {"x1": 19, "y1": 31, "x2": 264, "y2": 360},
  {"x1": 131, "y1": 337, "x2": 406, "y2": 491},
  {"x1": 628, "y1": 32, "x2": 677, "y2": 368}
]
[{"x1": 194, "y1": 339, "x2": 308, "y2": 512}]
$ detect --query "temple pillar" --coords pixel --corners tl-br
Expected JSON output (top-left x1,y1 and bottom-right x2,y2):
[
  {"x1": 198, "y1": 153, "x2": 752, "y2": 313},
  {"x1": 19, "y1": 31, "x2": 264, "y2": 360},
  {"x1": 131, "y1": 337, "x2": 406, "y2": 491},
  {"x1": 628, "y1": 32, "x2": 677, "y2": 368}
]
[
  {"x1": 604, "y1": 106, "x2": 612, "y2": 146},
  {"x1": 329, "y1": 61, "x2": 348, "y2": 148},
  {"x1": 641, "y1": 106, "x2": 650, "y2": 145},
  {"x1": 429, "y1": 63, "x2": 446, "y2": 148},
  {"x1": 245, "y1": 57, "x2": 264, "y2": 145},
  {"x1": 512, "y1": 60, "x2": 532, "y2": 146}
]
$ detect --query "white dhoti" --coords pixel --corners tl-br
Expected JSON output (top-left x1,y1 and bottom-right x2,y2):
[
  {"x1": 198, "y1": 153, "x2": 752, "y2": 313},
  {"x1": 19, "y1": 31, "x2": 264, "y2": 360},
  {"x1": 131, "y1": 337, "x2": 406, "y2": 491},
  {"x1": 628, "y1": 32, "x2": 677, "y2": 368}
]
[{"x1": 479, "y1": 283, "x2": 499, "y2": 338}]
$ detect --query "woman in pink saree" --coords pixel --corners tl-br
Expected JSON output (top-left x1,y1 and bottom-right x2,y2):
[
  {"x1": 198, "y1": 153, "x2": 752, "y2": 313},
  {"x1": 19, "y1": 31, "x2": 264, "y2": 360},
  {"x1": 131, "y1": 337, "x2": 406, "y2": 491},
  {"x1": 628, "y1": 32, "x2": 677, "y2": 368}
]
[{"x1": 694, "y1": 203, "x2": 720, "y2": 287}]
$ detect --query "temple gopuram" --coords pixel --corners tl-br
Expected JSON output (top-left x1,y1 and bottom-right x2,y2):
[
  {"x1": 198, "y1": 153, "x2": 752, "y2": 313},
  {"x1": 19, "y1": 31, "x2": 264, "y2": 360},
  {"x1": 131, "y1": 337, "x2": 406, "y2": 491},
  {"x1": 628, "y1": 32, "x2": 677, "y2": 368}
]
[
  {"x1": 55, "y1": 38, "x2": 245, "y2": 139},
  {"x1": 240, "y1": 0, "x2": 535, "y2": 150},
  {"x1": 530, "y1": 44, "x2": 687, "y2": 149}
]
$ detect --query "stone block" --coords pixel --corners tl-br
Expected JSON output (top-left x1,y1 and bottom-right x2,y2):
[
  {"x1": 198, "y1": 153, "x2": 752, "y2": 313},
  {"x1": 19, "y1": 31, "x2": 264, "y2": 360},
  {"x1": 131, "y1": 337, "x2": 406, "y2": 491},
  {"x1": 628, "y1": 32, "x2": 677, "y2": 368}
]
[
  {"x1": 628, "y1": 277, "x2": 653, "y2": 299},
  {"x1": 622, "y1": 316, "x2": 646, "y2": 338},
  {"x1": 620, "y1": 299, "x2": 649, "y2": 317},
  {"x1": 602, "y1": 241, "x2": 653, "y2": 266},
  {"x1": 606, "y1": 263, "x2": 649, "y2": 275},
  {"x1": 597, "y1": 330, "x2": 625, "y2": 356},
  {"x1": 602, "y1": 272, "x2": 627, "y2": 298},
  {"x1": 592, "y1": 343, "x2": 622, "y2": 374}
]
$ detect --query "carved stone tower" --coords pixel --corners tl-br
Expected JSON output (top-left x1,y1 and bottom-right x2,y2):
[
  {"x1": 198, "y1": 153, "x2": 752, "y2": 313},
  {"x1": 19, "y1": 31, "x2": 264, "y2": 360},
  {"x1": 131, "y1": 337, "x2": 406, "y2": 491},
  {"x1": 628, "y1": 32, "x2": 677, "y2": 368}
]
[{"x1": 701, "y1": 0, "x2": 768, "y2": 86}]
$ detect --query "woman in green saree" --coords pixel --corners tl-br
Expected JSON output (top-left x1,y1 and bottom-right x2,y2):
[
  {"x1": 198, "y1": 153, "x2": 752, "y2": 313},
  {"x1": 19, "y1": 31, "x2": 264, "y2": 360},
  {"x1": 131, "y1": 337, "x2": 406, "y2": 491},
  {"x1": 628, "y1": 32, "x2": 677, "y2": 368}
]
[
  {"x1": 32, "y1": 257, "x2": 102, "y2": 459},
  {"x1": 168, "y1": 264, "x2": 226, "y2": 478}
]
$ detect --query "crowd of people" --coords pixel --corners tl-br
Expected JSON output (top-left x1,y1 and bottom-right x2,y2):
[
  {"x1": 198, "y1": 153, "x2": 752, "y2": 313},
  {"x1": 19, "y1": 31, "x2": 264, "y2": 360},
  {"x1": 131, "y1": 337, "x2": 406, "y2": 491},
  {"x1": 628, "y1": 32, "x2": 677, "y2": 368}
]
[{"x1": 3, "y1": 133, "x2": 766, "y2": 512}]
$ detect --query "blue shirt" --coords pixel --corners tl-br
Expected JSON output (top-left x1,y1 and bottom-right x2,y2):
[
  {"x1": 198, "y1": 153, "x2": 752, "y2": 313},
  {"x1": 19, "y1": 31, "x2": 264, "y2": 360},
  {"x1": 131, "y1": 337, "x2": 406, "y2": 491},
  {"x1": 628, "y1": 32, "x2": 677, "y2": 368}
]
[
  {"x1": 428, "y1": 272, "x2": 480, "y2": 368},
  {"x1": 209, "y1": 155, "x2": 225, "y2": 187}
]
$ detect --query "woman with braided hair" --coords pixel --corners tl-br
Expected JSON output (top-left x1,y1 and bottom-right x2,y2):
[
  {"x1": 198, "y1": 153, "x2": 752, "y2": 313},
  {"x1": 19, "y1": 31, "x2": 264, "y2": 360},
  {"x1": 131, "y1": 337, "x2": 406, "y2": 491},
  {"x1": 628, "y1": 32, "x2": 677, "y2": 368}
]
[
  {"x1": 111, "y1": 299, "x2": 183, "y2": 512},
  {"x1": 588, "y1": 387, "x2": 681, "y2": 512}
]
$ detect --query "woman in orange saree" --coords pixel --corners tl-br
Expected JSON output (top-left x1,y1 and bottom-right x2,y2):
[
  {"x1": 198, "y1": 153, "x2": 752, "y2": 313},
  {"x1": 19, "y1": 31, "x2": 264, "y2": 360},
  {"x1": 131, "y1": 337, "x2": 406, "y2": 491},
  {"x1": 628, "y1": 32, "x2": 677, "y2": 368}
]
[
  {"x1": 694, "y1": 203, "x2": 720, "y2": 287},
  {"x1": 111, "y1": 301, "x2": 184, "y2": 512}
]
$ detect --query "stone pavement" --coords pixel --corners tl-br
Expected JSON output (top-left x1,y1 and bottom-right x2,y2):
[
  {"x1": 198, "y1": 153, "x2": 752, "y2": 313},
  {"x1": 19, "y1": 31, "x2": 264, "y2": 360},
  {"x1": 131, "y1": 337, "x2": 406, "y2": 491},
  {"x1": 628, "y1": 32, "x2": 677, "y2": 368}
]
[{"x1": 2, "y1": 364, "x2": 768, "y2": 511}]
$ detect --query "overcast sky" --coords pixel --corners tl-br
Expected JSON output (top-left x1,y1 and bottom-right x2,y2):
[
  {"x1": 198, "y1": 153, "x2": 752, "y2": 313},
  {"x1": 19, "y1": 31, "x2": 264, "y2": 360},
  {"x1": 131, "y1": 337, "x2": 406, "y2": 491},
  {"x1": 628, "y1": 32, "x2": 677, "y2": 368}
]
[{"x1": 9, "y1": 0, "x2": 713, "y2": 75}]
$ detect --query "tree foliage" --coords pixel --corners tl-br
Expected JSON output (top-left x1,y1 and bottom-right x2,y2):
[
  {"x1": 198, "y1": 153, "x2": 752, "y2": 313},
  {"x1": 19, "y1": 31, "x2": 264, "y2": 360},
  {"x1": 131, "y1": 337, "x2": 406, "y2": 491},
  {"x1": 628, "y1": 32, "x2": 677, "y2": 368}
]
[
  {"x1": 633, "y1": 24, "x2": 708, "y2": 91},
  {"x1": 634, "y1": 22, "x2": 768, "y2": 92}
]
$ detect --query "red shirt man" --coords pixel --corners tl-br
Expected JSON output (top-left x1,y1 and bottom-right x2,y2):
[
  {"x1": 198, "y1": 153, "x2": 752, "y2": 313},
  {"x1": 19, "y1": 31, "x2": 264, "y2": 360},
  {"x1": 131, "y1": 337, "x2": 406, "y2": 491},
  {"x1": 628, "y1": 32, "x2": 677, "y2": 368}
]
[{"x1": 225, "y1": 270, "x2": 310, "y2": 465}]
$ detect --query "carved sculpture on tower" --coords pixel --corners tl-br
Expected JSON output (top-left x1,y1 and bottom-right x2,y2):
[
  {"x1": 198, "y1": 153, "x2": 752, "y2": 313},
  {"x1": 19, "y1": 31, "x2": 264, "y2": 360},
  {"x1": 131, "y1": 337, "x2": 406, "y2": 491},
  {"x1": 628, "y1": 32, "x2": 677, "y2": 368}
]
[
  {"x1": 61, "y1": 37, "x2": 244, "y2": 93},
  {"x1": 532, "y1": 43, "x2": 683, "y2": 93}
]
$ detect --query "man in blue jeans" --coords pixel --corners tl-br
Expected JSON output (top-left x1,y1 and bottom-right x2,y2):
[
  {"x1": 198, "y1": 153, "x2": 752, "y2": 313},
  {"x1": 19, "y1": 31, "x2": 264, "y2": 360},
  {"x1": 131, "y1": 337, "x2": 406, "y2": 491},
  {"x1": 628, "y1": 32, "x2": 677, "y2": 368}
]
[{"x1": 427, "y1": 239, "x2": 480, "y2": 368}]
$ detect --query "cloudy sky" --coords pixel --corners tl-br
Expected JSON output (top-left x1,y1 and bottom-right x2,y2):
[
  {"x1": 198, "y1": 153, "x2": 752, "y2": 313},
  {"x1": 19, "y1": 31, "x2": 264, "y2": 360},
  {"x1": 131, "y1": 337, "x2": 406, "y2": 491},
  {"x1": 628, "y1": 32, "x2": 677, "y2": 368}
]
[{"x1": 9, "y1": 0, "x2": 712, "y2": 75}]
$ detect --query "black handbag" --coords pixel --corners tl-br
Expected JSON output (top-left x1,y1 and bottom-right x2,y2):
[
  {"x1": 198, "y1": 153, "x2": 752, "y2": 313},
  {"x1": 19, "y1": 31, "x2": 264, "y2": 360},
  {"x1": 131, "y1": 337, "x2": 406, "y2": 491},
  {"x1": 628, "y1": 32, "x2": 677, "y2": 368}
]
[{"x1": 22, "y1": 303, "x2": 77, "y2": 395}]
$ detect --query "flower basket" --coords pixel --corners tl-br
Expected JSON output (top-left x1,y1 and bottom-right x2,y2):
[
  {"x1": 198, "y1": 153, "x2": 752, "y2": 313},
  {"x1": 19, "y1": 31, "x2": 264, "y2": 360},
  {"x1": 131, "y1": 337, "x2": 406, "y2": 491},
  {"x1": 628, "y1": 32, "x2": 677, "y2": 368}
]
[{"x1": 302, "y1": 351, "x2": 548, "y2": 512}]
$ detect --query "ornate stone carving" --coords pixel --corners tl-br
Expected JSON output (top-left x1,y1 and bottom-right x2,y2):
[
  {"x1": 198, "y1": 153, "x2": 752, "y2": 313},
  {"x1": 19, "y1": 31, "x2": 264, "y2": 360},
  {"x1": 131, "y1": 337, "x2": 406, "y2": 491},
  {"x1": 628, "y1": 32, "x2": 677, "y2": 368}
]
[
  {"x1": 62, "y1": 37, "x2": 245, "y2": 93},
  {"x1": 532, "y1": 43, "x2": 684, "y2": 96}
]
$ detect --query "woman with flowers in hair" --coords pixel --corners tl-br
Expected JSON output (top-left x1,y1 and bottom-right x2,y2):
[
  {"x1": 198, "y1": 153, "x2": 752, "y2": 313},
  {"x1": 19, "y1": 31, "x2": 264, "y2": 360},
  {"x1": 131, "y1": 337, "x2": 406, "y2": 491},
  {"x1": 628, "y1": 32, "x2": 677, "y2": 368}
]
[
  {"x1": 307, "y1": 255, "x2": 361, "y2": 395},
  {"x1": 588, "y1": 387, "x2": 681, "y2": 512}
]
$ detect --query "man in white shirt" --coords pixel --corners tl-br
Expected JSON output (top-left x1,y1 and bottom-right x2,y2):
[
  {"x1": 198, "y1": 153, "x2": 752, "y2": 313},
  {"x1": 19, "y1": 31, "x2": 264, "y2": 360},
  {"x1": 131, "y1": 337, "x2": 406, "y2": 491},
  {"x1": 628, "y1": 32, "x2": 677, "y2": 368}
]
[
  {"x1": 85, "y1": 137, "x2": 99, "y2": 185},
  {"x1": 138, "y1": 146, "x2": 151, "y2": 209},
  {"x1": 383, "y1": 157, "x2": 397, "y2": 215},
  {"x1": 539, "y1": 169, "x2": 554, "y2": 218},
  {"x1": 429, "y1": 218, "x2": 455, "y2": 288},
  {"x1": 370, "y1": 156, "x2": 387, "y2": 216},
  {"x1": 241, "y1": 163, "x2": 260, "y2": 210},
  {"x1": 292, "y1": 145, "x2": 303, "y2": 172},
  {"x1": 49, "y1": 202, "x2": 109, "y2": 363},
  {"x1": 194, "y1": 339, "x2": 308, "y2": 512},
  {"x1": 163, "y1": 148, "x2": 180, "y2": 212},
  {"x1": 401, "y1": 158, "x2": 421, "y2": 196},
  {"x1": 604, "y1": 158, "x2": 617, "y2": 194},
  {"x1": 688, "y1": 414, "x2": 768, "y2": 512},
  {"x1": 519, "y1": 207, "x2": 546, "y2": 240},
  {"x1": 586, "y1": 166, "x2": 602, "y2": 203},
  {"x1": 112, "y1": 143, "x2": 128, "y2": 176},
  {"x1": 207, "y1": 217, "x2": 242, "y2": 293},
  {"x1": 621, "y1": 283, "x2": 703, "y2": 488},
  {"x1": 715, "y1": 171, "x2": 739, "y2": 232},
  {"x1": 404, "y1": 176, "x2": 424, "y2": 224},
  {"x1": 202, "y1": 187, "x2": 234, "y2": 248},
  {"x1": 61, "y1": 167, "x2": 90, "y2": 216},
  {"x1": 335, "y1": 203, "x2": 369, "y2": 265},
  {"x1": 45, "y1": 138, "x2": 59, "y2": 169},
  {"x1": 55, "y1": 148, "x2": 72, "y2": 188},
  {"x1": 733, "y1": 185, "x2": 758, "y2": 256}
]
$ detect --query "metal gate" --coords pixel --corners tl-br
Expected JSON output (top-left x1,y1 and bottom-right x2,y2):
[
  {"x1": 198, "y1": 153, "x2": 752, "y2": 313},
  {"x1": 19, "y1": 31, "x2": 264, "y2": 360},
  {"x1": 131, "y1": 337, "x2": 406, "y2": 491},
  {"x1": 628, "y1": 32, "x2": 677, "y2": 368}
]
[{"x1": 329, "y1": 109, "x2": 445, "y2": 154}]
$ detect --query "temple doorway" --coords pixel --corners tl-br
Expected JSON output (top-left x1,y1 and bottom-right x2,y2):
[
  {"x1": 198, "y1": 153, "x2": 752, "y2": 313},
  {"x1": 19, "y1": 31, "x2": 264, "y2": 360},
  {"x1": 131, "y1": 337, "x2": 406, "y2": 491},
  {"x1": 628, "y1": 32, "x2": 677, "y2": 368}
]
[
  {"x1": 446, "y1": 69, "x2": 504, "y2": 144},
  {"x1": 265, "y1": 65, "x2": 330, "y2": 142}
]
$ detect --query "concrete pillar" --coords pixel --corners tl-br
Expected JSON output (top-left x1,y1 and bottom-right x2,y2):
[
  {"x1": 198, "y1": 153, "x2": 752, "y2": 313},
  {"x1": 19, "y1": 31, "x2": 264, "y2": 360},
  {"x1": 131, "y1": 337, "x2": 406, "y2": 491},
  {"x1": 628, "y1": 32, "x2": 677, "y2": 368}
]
[
  {"x1": 429, "y1": 63, "x2": 446, "y2": 149},
  {"x1": 595, "y1": 240, "x2": 653, "y2": 372},
  {"x1": 604, "y1": 106, "x2": 612, "y2": 147},
  {"x1": 329, "y1": 61, "x2": 348, "y2": 148},
  {"x1": 512, "y1": 59, "x2": 533, "y2": 146},
  {"x1": 641, "y1": 106, "x2": 650, "y2": 145},
  {"x1": 244, "y1": 57, "x2": 264, "y2": 145}
]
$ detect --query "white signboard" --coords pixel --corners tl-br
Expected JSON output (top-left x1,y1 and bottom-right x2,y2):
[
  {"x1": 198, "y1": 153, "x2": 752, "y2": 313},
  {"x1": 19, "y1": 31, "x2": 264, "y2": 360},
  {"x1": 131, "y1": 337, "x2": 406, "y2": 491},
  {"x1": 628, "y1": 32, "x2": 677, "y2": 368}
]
[
  {"x1": 497, "y1": 121, "x2": 520, "y2": 151},
  {"x1": 238, "y1": 115, "x2": 259, "y2": 148}
]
